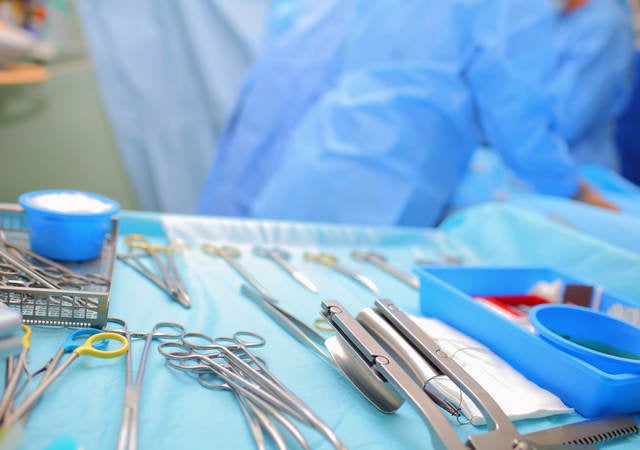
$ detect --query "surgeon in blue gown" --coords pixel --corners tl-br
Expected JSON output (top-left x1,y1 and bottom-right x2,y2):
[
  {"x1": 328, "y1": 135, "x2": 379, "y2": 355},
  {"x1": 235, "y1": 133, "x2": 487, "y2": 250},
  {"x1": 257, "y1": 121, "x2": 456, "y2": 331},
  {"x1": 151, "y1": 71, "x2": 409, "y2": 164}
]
[{"x1": 198, "y1": 0, "x2": 634, "y2": 227}]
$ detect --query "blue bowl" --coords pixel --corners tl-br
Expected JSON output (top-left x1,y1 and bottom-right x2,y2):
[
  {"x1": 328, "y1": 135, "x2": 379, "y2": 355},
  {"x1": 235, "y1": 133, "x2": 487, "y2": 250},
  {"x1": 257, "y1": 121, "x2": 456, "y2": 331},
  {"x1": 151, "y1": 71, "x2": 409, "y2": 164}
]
[
  {"x1": 530, "y1": 304, "x2": 640, "y2": 374},
  {"x1": 19, "y1": 190, "x2": 120, "y2": 262}
]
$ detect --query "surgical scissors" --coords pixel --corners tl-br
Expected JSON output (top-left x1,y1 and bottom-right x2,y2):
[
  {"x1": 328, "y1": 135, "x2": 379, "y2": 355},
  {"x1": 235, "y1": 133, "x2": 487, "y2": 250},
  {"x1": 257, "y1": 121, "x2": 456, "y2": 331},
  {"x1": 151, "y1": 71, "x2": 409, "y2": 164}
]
[
  {"x1": 352, "y1": 250, "x2": 419, "y2": 290},
  {"x1": 160, "y1": 339, "x2": 298, "y2": 450},
  {"x1": 201, "y1": 244, "x2": 276, "y2": 304},
  {"x1": 198, "y1": 350, "x2": 312, "y2": 450},
  {"x1": 104, "y1": 318, "x2": 185, "y2": 450},
  {"x1": 180, "y1": 331, "x2": 267, "y2": 364},
  {"x1": 1, "y1": 331, "x2": 128, "y2": 430},
  {"x1": 119, "y1": 234, "x2": 191, "y2": 308},
  {"x1": 39, "y1": 329, "x2": 109, "y2": 383},
  {"x1": 253, "y1": 246, "x2": 318, "y2": 293},
  {"x1": 160, "y1": 331, "x2": 346, "y2": 450},
  {"x1": 304, "y1": 252, "x2": 380, "y2": 294},
  {"x1": 9, "y1": 328, "x2": 109, "y2": 424}
]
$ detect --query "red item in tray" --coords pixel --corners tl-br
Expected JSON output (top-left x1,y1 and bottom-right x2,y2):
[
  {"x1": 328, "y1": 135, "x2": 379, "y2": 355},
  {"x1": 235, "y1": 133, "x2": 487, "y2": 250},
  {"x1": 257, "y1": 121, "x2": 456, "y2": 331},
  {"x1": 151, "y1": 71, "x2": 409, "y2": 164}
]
[{"x1": 472, "y1": 294, "x2": 551, "y2": 318}]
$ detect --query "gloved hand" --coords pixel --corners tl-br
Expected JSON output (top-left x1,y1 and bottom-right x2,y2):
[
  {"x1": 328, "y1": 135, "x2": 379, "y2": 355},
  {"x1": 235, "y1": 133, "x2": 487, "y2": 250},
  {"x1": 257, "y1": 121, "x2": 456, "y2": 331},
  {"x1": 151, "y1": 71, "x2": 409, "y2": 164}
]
[{"x1": 573, "y1": 179, "x2": 620, "y2": 211}]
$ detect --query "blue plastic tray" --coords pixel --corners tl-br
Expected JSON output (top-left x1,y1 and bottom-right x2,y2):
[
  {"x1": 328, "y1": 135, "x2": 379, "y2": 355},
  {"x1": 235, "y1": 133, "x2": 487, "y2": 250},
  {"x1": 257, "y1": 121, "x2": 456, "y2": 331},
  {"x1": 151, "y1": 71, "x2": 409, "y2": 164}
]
[{"x1": 416, "y1": 266, "x2": 640, "y2": 418}]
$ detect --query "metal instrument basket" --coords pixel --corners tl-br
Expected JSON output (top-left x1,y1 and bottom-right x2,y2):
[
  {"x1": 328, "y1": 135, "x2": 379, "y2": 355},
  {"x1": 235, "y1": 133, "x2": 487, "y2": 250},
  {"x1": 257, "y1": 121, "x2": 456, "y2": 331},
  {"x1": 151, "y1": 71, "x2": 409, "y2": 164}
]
[{"x1": 0, "y1": 203, "x2": 118, "y2": 328}]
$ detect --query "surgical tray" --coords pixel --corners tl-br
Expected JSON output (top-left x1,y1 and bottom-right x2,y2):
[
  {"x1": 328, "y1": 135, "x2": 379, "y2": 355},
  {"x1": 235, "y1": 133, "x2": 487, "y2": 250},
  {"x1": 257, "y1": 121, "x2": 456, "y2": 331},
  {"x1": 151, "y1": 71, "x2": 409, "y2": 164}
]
[
  {"x1": 416, "y1": 266, "x2": 640, "y2": 418},
  {"x1": 0, "y1": 203, "x2": 117, "y2": 328}
]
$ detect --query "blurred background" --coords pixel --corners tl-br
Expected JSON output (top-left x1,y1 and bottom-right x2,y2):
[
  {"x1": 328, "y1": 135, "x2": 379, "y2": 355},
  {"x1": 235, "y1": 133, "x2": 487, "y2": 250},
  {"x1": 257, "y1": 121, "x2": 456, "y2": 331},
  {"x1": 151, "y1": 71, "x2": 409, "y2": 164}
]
[
  {"x1": 1, "y1": 0, "x2": 638, "y2": 215},
  {"x1": 0, "y1": 0, "x2": 137, "y2": 208},
  {"x1": 0, "y1": 0, "x2": 271, "y2": 212}
]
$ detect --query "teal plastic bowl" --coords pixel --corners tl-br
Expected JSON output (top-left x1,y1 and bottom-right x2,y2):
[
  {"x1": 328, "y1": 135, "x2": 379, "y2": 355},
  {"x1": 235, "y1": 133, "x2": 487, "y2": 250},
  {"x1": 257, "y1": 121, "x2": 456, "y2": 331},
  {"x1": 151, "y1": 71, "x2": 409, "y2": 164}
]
[
  {"x1": 530, "y1": 304, "x2": 640, "y2": 374},
  {"x1": 19, "y1": 190, "x2": 120, "y2": 262}
]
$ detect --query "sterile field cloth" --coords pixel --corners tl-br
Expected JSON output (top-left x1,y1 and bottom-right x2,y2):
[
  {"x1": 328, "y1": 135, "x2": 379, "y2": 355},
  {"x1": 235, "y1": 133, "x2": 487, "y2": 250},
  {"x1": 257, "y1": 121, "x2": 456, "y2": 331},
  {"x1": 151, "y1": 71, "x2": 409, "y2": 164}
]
[{"x1": 10, "y1": 207, "x2": 640, "y2": 450}]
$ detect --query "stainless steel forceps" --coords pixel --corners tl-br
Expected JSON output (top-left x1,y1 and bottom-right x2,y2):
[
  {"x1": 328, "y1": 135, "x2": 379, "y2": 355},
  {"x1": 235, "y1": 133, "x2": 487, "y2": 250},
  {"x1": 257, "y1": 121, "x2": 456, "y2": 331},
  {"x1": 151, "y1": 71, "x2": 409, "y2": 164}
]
[
  {"x1": 304, "y1": 252, "x2": 380, "y2": 295},
  {"x1": 118, "y1": 234, "x2": 191, "y2": 308},
  {"x1": 253, "y1": 246, "x2": 318, "y2": 293},
  {"x1": 352, "y1": 250, "x2": 419, "y2": 290},
  {"x1": 105, "y1": 318, "x2": 185, "y2": 450},
  {"x1": 201, "y1": 244, "x2": 277, "y2": 303},
  {"x1": 240, "y1": 285, "x2": 333, "y2": 365}
]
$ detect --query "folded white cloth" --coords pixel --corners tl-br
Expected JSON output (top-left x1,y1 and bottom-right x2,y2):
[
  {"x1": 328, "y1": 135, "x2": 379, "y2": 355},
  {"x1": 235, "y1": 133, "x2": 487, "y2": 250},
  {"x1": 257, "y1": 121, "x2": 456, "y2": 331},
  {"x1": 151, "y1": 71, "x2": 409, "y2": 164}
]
[{"x1": 410, "y1": 315, "x2": 573, "y2": 425}]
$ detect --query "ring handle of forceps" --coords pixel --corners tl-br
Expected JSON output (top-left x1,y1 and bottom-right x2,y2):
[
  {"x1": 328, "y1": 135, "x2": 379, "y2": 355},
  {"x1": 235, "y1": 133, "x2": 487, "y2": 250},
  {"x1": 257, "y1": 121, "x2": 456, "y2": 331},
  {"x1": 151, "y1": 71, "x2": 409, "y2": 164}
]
[
  {"x1": 124, "y1": 234, "x2": 165, "y2": 252},
  {"x1": 213, "y1": 332, "x2": 267, "y2": 352},
  {"x1": 240, "y1": 285, "x2": 333, "y2": 364},
  {"x1": 351, "y1": 250, "x2": 386, "y2": 262},
  {"x1": 74, "y1": 333, "x2": 129, "y2": 358},
  {"x1": 176, "y1": 333, "x2": 270, "y2": 369},
  {"x1": 304, "y1": 252, "x2": 337, "y2": 265},
  {"x1": 178, "y1": 331, "x2": 265, "y2": 353},
  {"x1": 62, "y1": 329, "x2": 109, "y2": 352},
  {"x1": 253, "y1": 246, "x2": 290, "y2": 260},
  {"x1": 104, "y1": 318, "x2": 186, "y2": 340},
  {"x1": 201, "y1": 243, "x2": 241, "y2": 259},
  {"x1": 167, "y1": 239, "x2": 189, "y2": 253}
]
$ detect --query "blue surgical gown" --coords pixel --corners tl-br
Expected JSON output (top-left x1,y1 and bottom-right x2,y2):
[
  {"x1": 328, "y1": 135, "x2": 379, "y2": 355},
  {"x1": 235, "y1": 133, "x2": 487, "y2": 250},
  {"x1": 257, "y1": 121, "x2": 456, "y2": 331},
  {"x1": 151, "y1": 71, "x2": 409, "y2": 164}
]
[{"x1": 198, "y1": 0, "x2": 634, "y2": 226}]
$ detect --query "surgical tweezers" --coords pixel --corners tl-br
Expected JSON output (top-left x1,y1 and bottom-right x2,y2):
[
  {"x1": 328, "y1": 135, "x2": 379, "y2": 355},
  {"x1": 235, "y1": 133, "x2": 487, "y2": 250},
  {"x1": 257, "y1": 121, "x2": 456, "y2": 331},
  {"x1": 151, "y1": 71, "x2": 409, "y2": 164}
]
[
  {"x1": 253, "y1": 246, "x2": 318, "y2": 293},
  {"x1": 352, "y1": 250, "x2": 419, "y2": 290},
  {"x1": 118, "y1": 235, "x2": 190, "y2": 308},
  {"x1": 304, "y1": 252, "x2": 380, "y2": 295},
  {"x1": 240, "y1": 285, "x2": 332, "y2": 365},
  {"x1": 202, "y1": 244, "x2": 277, "y2": 304}
]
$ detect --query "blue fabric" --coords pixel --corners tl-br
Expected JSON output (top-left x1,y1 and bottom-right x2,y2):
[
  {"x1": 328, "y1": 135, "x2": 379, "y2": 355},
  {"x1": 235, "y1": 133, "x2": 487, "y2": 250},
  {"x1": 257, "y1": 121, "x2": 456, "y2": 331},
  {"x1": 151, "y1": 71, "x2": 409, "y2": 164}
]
[
  {"x1": 616, "y1": 51, "x2": 640, "y2": 185},
  {"x1": 451, "y1": 148, "x2": 640, "y2": 253},
  {"x1": 76, "y1": 0, "x2": 271, "y2": 213},
  {"x1": 547, "y1": 0, "x2": 635, "y2": 170},
  {"x1": 13, "y1": 209, "x2": 640, "y2": 449},
  {"x1": 507, "y1": 194, "x2": 640, "y2": 254},
  {"x1": 439, "y1": 203, "x2": 640, "y2": 302},
  {"x1": 454, "y1": 148, "x2": 640, "y2": 212},
  {"x1": 198, "y1": 0, "x2": 634, "y2": 227}
]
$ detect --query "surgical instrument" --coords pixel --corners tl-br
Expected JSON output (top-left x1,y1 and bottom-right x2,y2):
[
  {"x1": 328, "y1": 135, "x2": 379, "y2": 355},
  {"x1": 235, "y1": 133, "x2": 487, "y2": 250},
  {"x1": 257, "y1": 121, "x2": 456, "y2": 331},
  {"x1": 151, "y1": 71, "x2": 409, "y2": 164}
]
[
  {"x1": 0, "y1": 246, "x2": 58, "y2": 289},
  {"x1": 163, "y1": 341, "x2": 308, "y2": 450},
  {"x1": 321, "y1": 298, "x2": 638, "y2": 450},
  {"x1": 253, "y1": 246, "x2": 318, "y2": 293},
  {"x1": 12, "y1": 329, "x2": 109, "y2": 425},
  {"x1": 201, "y1": 244, "x2": 276, "y2": 303},
  {"x1": 1, "y1": 331, "x2": 128, "y2": 430},
  {"x1": 0, "y1": 205, "x2": 116, "y2": 328},
  {"x1": 0, "y1": 325, "x2": 31, "y2": 421},
  {"x1": 118, "y1": 234, "x2": 190, "y2": 308},
  {"x1": 0, "y1": 242, "x2": 102, "y2": 306},
  {"x1": 159, "y1": 329, "x2": 347, "y2": 450},
  {"x1": 0, "y1": 232, "x2": 109, "y2": 289},
  {"x1": 104, "y1": 318, "x2": 185, "y2": 450},
  {"x1": 39, "y1": 329, "x2": 108, "y2": 383},
  {"x1": 352, "y1": 250, "x2": 419, "y2": 290},
  {"x1": 304, "y1": 252, "x2": 380, "y2": 294},
  {"x1": 356, "y1": 308, "x2": 460, "y2": 417},
  {"x1": 198, "y1": 368, "x2": 293, "y2": 450},
  {"x1": 241, "y1": 285, "x2": 404, "y2": 414},
  {"x1": 170, "y1": 331, "x2": 300, "y2": 450},
  {"x1": 415, "y1": 255, "x2": 464, "y2": 266},
  {"x1": 212, "y1": 342, "x2": 345, "y2": 450},
  {"x1": 240, "y1": 285, "x2": 332, "y2": 365}
]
